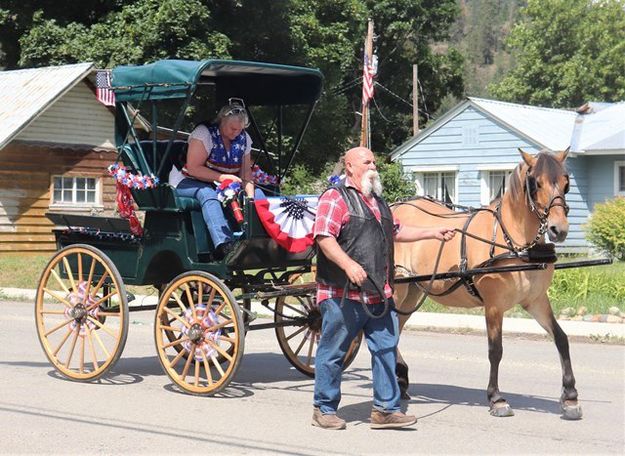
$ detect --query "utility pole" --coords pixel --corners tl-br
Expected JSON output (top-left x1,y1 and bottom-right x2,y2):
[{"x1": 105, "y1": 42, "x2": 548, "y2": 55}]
[
  {"x1": 413, "y1": 63, "x2": 419, "y2": 136},
  {"x1": 360, "y1": 19, "x2": 374, "y2": 148}
]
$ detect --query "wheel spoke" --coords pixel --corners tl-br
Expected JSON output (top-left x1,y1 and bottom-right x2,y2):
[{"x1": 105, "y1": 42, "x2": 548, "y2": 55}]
[
  {"x1": 79, "y1": 333, "x2": 85, "y2": 374},
  {"x1": 86, "y1": 327, "x2": 99, "y2": 371},
  {"x1": 285, "y1": 325, "x2": 307, "y2": 341},
  {"x1": 164, "y1": 307, "x2": 191, "y2": 328},
  {"x1": 169, "y1": 349, "x2": 186, "y2": 369},
  {"x1": 97, "y1": 311, "x2": 121, "y2": 317},
  {"x1": 90, "y1": 271, "x2": 109, "y2": 299},
  {"x1": 201, "y1": 351, "x2": 213, "y2": 385},
  {"x1": 171, "y1": 291, "x2": 187, "y2": 312},
  {"x1": 305, "y1": 332, "x2": 315, "y2": 367},
  {"x1": 216, "y1": 335, "x2": 238, "y2": 345},
  {"x1": 183, "y1": 283, "x2": 195, "y2": 318},
  {"x1": 52, "y1": 329, "x2": 73, "y2": 356},
  {"x1": 62, "y1": 257, "x2": 77, "y2": 293},
  {"x1": 181, "y1": 346, "x2": 195, "y2": 380},
  {"x1": 43, "y1": 288, "x2": 72, "y2": 308},
  {"x1": 194, "y1": 359, "x2": 200, "y2": 387},
  {"x1": 77, "y1": 253, "x2": 83, "y2": 284},
  {"x1": 205, "y1": 318, "x2": 233, "y2": 332},
  {"x1": 65, "y1": 329, "x2": 79, "y2": 368},
  {"x1": 86, "y1": 316, "x2": 117, "y2": 338},
  {"x1": 205, "y1": 339, "x2": 233, "y2": 362},
  {"x1": 293, "y1": 330, "x2": 308, "y2": 356},
  {"x1": 157, "y1": 323, "x2": 179, "y2": 332},
  {"x1": 83, "y1": 258, "x2": 96, "y2": 301},
  {"x1": 210, "y1": 353, "x2": 225, "y2": 377},
  {"x1": 162, "y1": 336, "x2": 189, "y2": 349},
  {"x1": 44, "y1": 318, "x2": 73, "y2": 337},
  {"x1": 50, "y1": 269, "x2": 70, "y2": 295},
  {"x1": 92, "y1": 328, "x2": 110, "y2": 358},
  {"x1": 90, "y1": 290, "x2": 119, "y2": 309},
  {"x1": 40, "y1": 309, "x2": 66, "y2": 315},
  {"x1": 282, "y1": 302, "x2": 307, "y2": 317}
]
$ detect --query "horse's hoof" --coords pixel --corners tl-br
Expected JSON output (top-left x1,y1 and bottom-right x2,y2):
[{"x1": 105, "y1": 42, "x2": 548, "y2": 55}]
[
  {"x1": 561, "y1": 401, "x2": 583, "y2": 420},
  {"x1": 489, "y1": 402, "x2": 514, "y2": 417},
  {"x1": 400, "y1": 390, "x2": 411, "y2": 400}
]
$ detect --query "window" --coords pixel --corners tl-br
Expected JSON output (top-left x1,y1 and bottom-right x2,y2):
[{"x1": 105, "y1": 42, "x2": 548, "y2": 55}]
[
  {"x1": 416, "y1": 171, "x2": 457, "y2": 203},
  {"x1": 616, "y1": 161, "x2": 625, "y2": 196},
  {"x1": 481, "y1": 170, "x2": 513, "y2": 204},
  {"x1": 52, "y1": 176, "x2": 100, "y2": 206}
]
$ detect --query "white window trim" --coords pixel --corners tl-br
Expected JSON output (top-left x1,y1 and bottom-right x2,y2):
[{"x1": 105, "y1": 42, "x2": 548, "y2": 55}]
[
  {"x1": 50, "y1": 175, "x2": 104, "y2": 210},
  {"x1": 615, "y1": 161, "x2": 625, "y2": 196},
  {"x1": 413, "y1": 169, "x2": 458, "y2": 204},
  {"x1": 476, "y1": 163, "x2": 517, "y2": 171},
  {"x1": 480, "y1": 167, "x2": 514, "y2": 205}
]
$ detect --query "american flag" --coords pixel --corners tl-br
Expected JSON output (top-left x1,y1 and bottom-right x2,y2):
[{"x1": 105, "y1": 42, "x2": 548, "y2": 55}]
[
  {"x1": 95, "y1": 70, "x2": 115, "y2": 107},
  {"x1": 362, "y1": 53, "x2": 377, "y2": 106}
]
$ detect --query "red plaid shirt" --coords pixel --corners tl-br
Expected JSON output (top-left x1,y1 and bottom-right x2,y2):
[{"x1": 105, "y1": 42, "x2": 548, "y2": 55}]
[{"x1": 314, "y1": 180, "x2": 399, "y2": 304}]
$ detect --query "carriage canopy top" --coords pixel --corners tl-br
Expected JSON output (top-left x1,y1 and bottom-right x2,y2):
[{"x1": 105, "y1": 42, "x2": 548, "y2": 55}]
[{"x1": 112, "y1": 59, "x2": 323, "y2": 105}]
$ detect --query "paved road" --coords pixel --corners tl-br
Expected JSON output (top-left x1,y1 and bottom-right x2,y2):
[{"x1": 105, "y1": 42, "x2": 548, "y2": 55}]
[{"x1": 1, "y1": 299, "x2": 623, "y2": 455}]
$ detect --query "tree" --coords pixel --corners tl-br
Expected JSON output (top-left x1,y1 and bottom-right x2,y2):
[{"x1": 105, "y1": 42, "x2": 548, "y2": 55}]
[{"x1": 489, "y1": 0, "x2": 625, "y2": 107}]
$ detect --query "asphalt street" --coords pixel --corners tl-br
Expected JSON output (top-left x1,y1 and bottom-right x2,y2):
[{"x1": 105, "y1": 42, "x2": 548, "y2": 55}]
[{"x1": 1, "y1": 299, "x2": 623, "y2": 455}]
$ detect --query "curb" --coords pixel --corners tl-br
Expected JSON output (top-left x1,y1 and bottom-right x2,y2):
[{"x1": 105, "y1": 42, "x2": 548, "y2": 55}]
[{"x1": 4, "y1": 287, "x2": 623, "y2": 339}]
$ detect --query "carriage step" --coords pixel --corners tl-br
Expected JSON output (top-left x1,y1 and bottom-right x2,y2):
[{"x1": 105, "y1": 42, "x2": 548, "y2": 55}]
[{"x1": 126, "y1": 291, "x2": 136, "y2": 302}]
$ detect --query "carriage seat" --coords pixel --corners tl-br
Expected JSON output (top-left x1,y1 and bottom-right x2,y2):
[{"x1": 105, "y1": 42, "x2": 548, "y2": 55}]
[{"x1": 120, "y1": 140, "x2": 199, "y2": 211}]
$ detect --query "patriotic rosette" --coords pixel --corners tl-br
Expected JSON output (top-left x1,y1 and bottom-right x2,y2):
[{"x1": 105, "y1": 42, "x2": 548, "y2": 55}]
[
  {"x1": 65, "y1": 281, "x2": 100, "y2": 336},
  {"x1": 216, "y1": 179, "x2": 244, "y2": 223},
  {"x1": 107, "y1": 163, "x2": 159, "y2": 189},
  {"x1": 252, "y1": 165, "x2": 278, "y2": 186},
  {"x1": 180, "y1": 304, "x2": 222, "y2": 361},
  {"x1": 254, "y1": 196, "x2": 318, "y2": 253},
  {"x1": 327, "y1": 174, "x2": 344, "y2": 186}
]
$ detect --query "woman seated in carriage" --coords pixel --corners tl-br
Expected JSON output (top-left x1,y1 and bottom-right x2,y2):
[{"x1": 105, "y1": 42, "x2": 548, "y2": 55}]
[{"x1": 169, "y1": 99, "x2": 264, "y2": 260}]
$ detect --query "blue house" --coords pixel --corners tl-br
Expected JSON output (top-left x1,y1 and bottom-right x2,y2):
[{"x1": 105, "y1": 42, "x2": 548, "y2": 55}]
[{"x1": 391, "y1": 97, "x2": 625, "y2": 252}]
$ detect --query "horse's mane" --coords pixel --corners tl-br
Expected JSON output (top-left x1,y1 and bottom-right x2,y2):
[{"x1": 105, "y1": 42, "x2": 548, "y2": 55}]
[{"x1": 507, "y1": 162, "x2": 526, "y2": 203}]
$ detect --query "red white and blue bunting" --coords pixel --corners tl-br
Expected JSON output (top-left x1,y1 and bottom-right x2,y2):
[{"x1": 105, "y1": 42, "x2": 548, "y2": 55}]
[{"x1": 254, "y1": 196, "x2": 318, "y2": 253}]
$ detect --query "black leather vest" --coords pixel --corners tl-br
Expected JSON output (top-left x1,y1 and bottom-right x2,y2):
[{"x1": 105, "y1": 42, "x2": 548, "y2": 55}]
[{"x1": 316, "y1": 183, "x2": 395, "y2": 295}]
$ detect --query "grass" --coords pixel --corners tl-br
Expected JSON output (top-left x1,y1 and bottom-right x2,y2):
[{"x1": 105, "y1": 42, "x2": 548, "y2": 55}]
[{"x1": 1, "y1": 253, "x2": 623, "y2": 318}]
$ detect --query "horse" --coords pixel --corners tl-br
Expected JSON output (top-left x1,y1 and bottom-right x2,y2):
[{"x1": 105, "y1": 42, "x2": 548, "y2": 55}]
[{"x1": 391, "y1": 148, "x2": 582, "y2": 419}]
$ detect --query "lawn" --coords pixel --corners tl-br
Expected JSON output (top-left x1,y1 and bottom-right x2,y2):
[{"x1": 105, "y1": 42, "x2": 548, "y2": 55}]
[{"x1": 1, "y1": 253, "x2": 623, "y2": 317}]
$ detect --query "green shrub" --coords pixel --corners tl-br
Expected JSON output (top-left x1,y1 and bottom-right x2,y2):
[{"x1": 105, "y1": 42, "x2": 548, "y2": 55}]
[
  {"x1": 377, "y1": 159, "x2": 415, "y2": 203},
  {"x1": 585, "y1": 197, "x2": 625, "y2": 260}
]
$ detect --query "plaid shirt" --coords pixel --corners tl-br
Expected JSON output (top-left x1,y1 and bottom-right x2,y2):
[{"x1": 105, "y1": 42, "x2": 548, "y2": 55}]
[{"x1": 314, "y1": 181, "x2": 399, "y2": 305}]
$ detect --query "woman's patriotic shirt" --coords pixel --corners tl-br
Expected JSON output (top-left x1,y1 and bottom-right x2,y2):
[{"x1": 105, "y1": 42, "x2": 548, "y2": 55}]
[{"x1": 168, "y1": 123, "x2": 252, "y2": 188}]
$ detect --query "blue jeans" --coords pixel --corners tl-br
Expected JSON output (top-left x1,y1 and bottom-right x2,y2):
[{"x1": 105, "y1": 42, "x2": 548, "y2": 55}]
[
  {"x1": 176, "y1": 178, "x2": 265, "y2": 248},
  {"x1": 313, "y1": 297, "x2": 400, "y2": 415}
]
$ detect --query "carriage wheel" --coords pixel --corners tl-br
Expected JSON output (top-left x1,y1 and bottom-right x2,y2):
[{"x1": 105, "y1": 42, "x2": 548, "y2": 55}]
[
  {"x1": 35, "y1": 244, "x2": 129, "y2": 381},
  {"x1": 155, "y1": 271, "x2": 245, "y2": 395},
  {"x1": 274, "y1": 294, "x2": 363, "y2": 377}
]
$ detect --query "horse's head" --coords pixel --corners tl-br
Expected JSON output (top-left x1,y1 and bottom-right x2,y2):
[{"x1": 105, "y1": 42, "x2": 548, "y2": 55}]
[{"x1": 515, "y1": 148, "x2": 571, "y2": 242}]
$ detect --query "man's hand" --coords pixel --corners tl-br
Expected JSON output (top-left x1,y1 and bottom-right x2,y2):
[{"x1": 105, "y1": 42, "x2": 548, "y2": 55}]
[
  {"x1": 345, "y1": 260, "x2": 367, "y2": 287},
  {"x1": 432, "y1": 227, "x2": 456, "y2": 241}
]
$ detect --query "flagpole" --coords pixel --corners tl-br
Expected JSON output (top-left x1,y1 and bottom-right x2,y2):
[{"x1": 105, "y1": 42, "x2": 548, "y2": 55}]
[{"x1": 360, "y1": 18, "x2": 374, "y2": 148}]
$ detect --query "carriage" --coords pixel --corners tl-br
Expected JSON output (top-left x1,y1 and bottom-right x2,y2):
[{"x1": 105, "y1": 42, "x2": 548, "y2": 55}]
[{"x1": 34, "y1": 59, "x2": 361, "y2": 395}]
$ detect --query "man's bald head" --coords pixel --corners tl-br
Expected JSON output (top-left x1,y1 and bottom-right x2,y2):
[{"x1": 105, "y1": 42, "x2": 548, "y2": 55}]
[{"x1": 343, "y1": 146, "x2": 381, "y2": 195}]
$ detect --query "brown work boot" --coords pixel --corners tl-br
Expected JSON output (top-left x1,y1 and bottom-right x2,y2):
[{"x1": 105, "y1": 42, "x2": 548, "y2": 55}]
[
  {"x1": 311, "y1": 407, "x2": 346, "y2": 430},
  {"x1": 370, "y1": 409, "x2": 417, "y2": 429}
]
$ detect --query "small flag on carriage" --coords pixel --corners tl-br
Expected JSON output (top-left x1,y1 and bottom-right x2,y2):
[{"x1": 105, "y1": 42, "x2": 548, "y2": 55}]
[{"x1": 95, "y1": 70, "x2": 115, "y2": 107}]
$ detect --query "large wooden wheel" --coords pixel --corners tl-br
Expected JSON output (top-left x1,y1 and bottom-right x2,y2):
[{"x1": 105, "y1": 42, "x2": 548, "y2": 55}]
[
  {"x1": 154, "y1": 271, "x2": 245, "y2": 395},
  {"x1": 35, "y1": 244, "x2": 129, "y2": 381},
  {"x1": 274, "y1": 294, "x2": 363, "y2": 377}
]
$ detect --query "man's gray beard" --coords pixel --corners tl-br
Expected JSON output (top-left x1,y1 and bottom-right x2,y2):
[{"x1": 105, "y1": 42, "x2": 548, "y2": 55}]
[{"x1": 361, "y1": 170, "x2": 383, "y2": 197}]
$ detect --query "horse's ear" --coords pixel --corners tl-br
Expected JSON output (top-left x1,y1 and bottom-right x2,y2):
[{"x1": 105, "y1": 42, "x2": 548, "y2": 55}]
[
  {"x1": 555, "y1": 146, "x2": 570, "y2": 163},
  {"x1": 518, "y1": 148, "x2": 536, "y2": 167}
]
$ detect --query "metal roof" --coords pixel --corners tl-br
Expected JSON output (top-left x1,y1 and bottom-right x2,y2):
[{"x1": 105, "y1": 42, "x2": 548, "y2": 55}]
[
  {"x1": 392, "y1": 97, "x2": 625, "y2": 160},
  {"x1": 469, "y1": 97, "x2": 577, "y2": 151},
  {"x1": 0, "y1": 62, "x2": 94, "y2": 149},
  {"x1": 576, "y1": 102, "x2": 625, "y2": 151}
]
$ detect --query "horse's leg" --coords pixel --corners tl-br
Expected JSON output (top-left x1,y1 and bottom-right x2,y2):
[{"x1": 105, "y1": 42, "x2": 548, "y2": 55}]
[
  {"x1": 485, "y1": 304, "x2": 514, "y2": 417},
  {"x1": 394, "y1": 282, "x2": 419, "y2": 400},
  {"x1": 523, "y1": 294, "x2": 582, "y2": 420}
]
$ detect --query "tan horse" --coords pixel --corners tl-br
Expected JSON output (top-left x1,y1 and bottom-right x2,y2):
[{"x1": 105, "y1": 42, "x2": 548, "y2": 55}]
[{"x1": 392, "y1": 148, "x2": 582, "y2": 419}]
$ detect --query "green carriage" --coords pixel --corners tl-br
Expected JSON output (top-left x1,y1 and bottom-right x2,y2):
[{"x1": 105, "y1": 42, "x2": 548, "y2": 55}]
[{"x1": 34, "y1": 59, "x2": 361, "y2": 395}]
